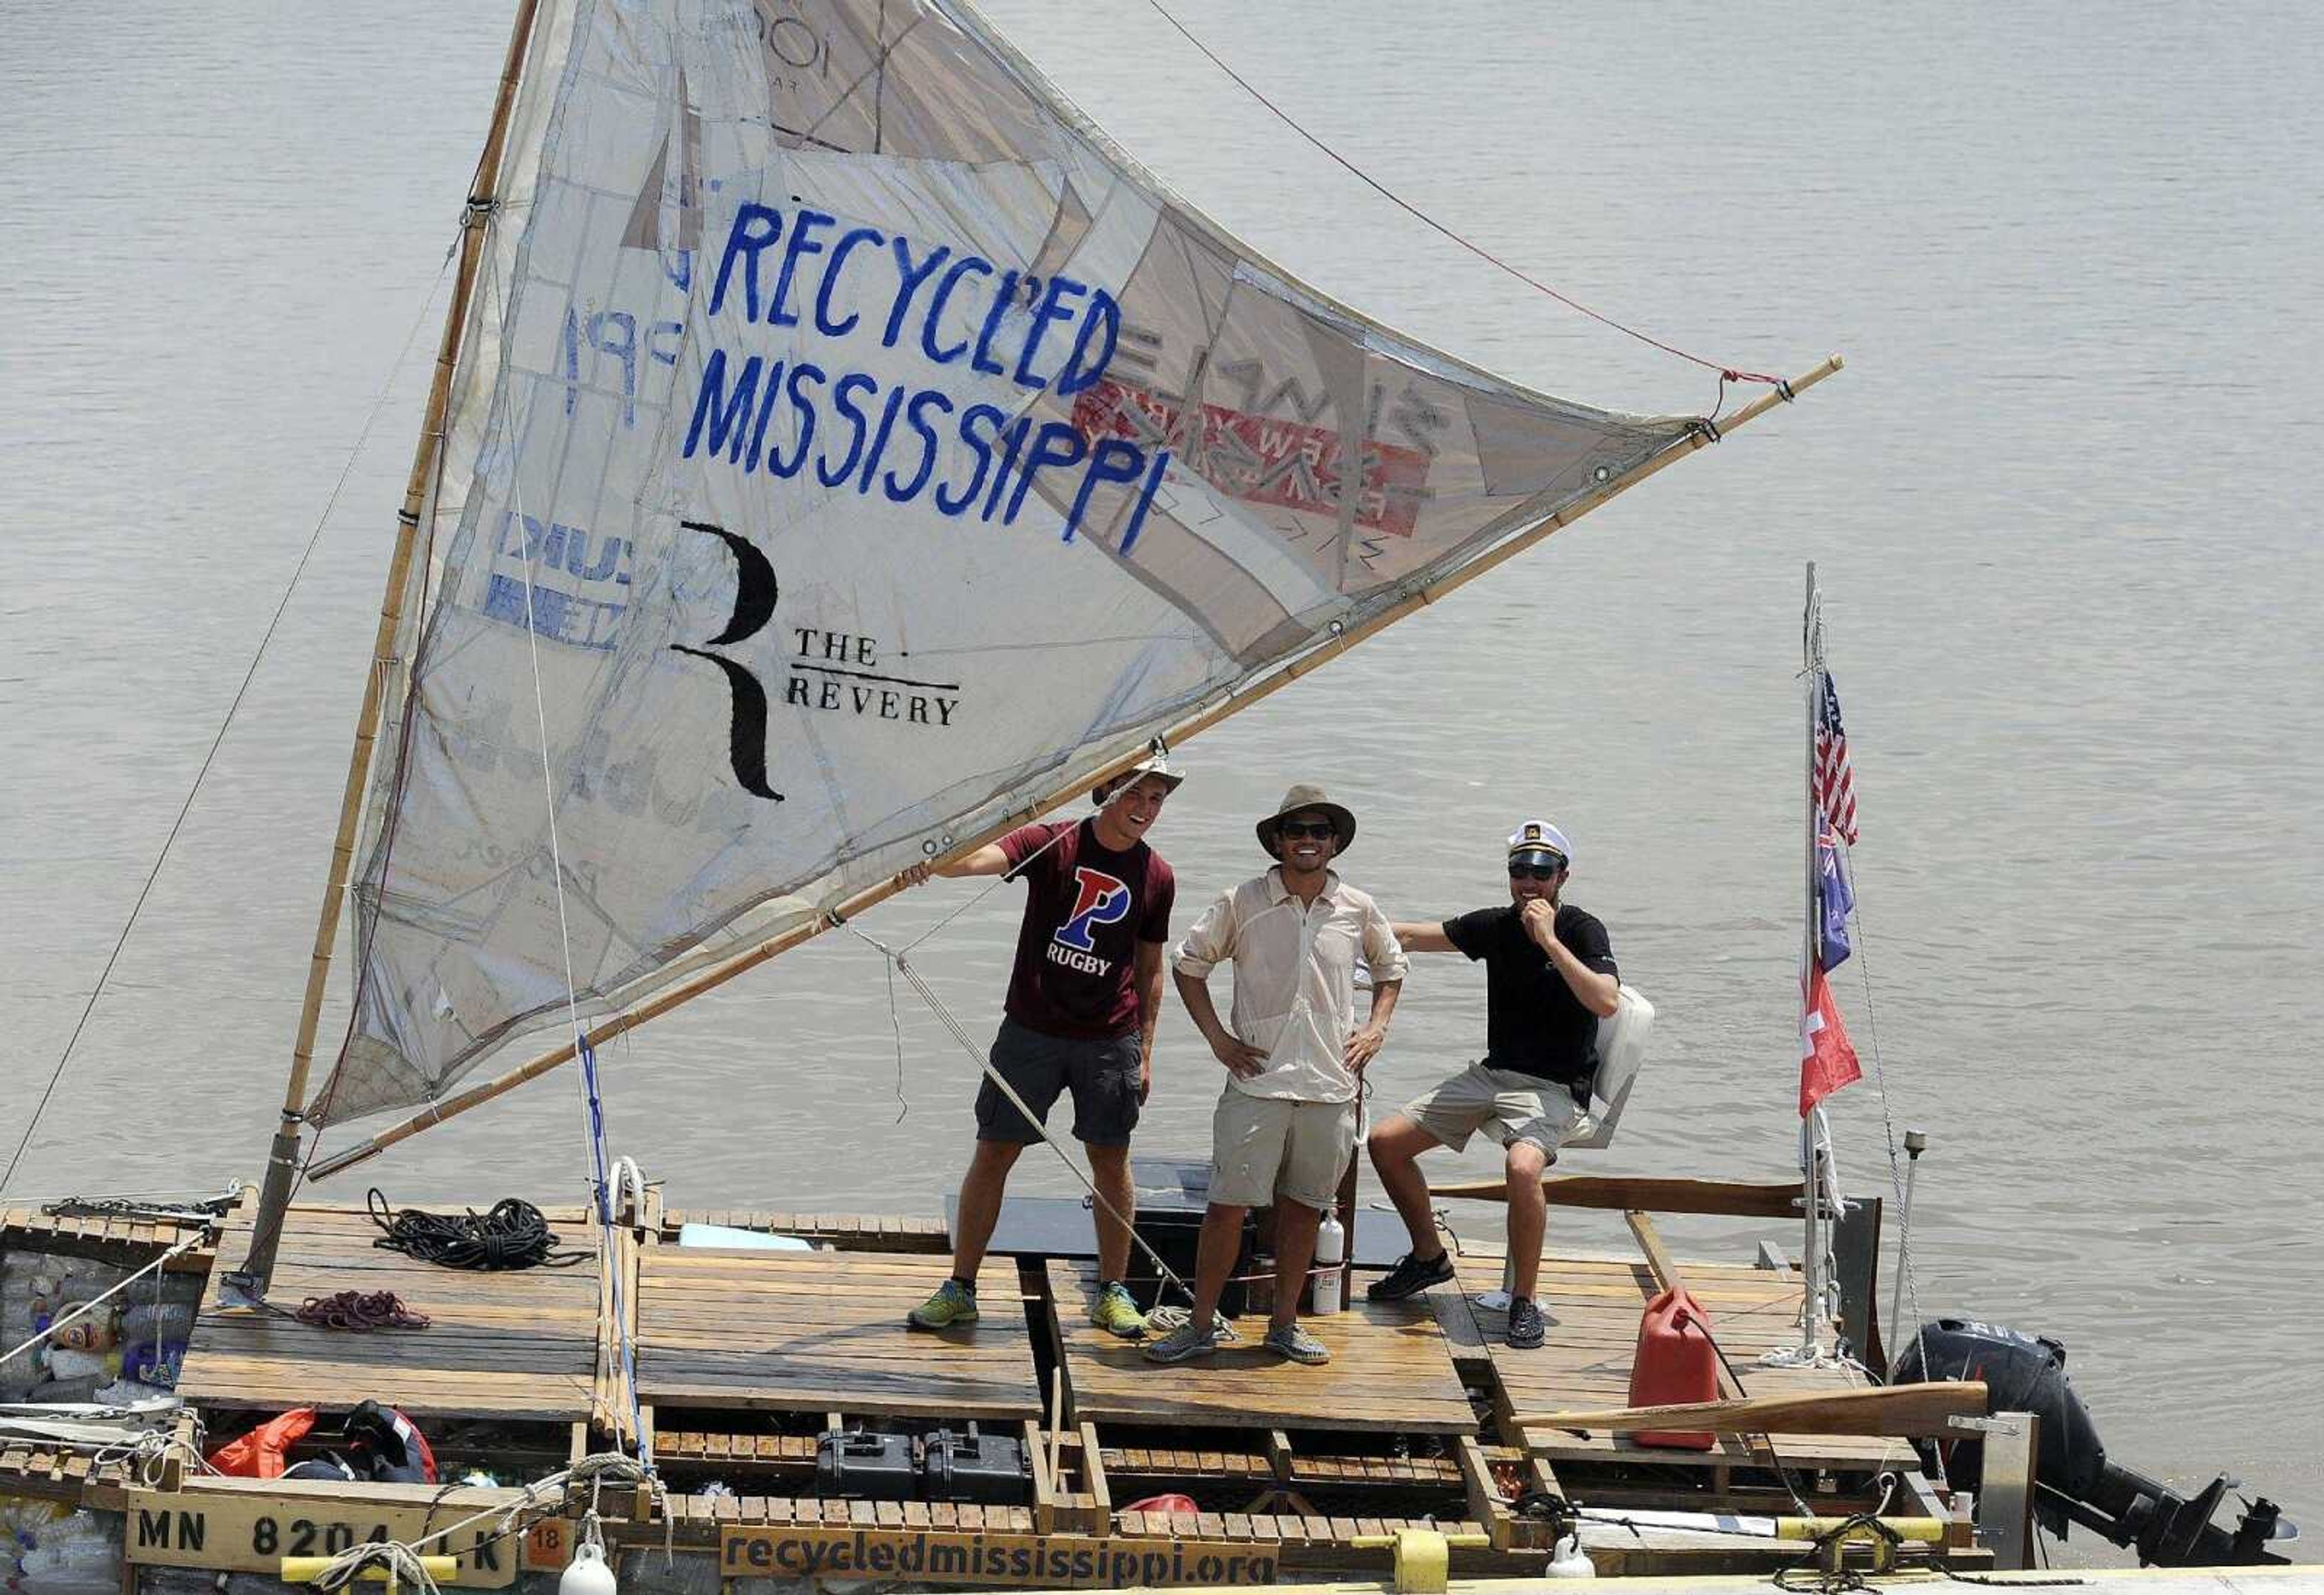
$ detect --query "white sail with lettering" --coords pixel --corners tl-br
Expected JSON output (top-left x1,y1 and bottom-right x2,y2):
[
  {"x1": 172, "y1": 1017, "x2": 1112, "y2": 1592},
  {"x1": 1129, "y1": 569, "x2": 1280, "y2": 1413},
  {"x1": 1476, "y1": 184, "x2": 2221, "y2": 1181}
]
[{"x1": 316, "y1": 0, "x2": 1699, "y2": 1123}]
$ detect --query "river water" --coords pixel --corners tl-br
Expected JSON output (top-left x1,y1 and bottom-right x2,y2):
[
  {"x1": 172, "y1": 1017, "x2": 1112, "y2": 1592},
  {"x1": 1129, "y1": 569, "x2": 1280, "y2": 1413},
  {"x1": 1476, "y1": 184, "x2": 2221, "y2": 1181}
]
[{"x1": 2, "y1": 0, "x2": 2317, "y2": 1560}]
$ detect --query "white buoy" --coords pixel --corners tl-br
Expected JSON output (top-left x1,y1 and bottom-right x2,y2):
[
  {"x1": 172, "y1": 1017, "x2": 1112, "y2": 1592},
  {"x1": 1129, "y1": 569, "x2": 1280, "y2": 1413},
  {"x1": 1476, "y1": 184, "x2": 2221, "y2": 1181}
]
[
  {"x1": 560, "y1": 1539, "x2": 618, "y2": 1595},
  {"x1": 1548, "y1": 1533, "x2": 1595, "y2": 1579}
]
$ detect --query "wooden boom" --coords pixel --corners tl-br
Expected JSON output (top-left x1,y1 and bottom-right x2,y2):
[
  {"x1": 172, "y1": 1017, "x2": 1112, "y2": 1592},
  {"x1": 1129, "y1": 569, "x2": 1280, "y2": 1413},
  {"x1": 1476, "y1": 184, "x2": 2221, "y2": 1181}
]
[
  {"x1": 1513, "y1": 1380, "x2": 1988, "y2": 1438},
  {"x1": 1429, "y1": 1174, "x2": 1805, "y2": 1218}
]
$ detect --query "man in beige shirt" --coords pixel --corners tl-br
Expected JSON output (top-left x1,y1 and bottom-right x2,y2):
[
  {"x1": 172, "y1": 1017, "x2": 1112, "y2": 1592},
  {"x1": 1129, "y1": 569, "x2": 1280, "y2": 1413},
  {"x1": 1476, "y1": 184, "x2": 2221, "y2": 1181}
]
[{"x1": 1146, "y1": 784, "x2": 1407, "y2": 1366}]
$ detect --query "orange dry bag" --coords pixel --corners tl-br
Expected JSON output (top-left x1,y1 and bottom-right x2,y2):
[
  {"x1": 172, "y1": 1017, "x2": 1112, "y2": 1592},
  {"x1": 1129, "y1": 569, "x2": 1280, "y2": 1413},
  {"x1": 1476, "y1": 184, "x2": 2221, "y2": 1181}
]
[{"x1": 1626, "y1": 1287, "x2": 1718, "y2": 1449}]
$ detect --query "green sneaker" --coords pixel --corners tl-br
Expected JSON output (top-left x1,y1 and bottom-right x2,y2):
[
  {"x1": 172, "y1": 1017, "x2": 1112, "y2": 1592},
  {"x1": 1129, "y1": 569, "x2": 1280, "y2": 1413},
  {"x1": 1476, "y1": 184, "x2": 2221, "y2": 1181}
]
[
  {"x1": 1089, "y1": 1280, "x2": 1147, "y2": 1339},
  {"x1": 907, "y1": 1278, "x2": 979, "y2": 1330}
]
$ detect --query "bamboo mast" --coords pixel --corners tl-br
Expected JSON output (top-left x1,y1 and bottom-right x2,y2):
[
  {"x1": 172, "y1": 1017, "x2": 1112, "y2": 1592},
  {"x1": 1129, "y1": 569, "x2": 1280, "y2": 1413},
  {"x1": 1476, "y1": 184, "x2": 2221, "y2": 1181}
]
[
  {"x1": 234, "y1": 0, "x2": 547, "y2": 1298},
  {"x1": 304, "y1": 355, "x2": 1845, "y2": 1179}
]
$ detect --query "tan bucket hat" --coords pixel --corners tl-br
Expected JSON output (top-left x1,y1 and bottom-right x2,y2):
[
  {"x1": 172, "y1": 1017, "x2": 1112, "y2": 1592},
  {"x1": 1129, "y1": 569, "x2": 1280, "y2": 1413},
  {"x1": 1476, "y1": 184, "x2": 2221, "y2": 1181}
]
[{"x1": 1256, "y1": 783, "x2": 1357, "y2": 858}]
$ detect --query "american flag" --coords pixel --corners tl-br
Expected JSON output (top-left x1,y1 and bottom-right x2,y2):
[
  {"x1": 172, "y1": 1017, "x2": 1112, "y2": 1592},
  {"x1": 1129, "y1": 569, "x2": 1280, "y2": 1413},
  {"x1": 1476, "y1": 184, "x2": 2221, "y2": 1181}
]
[{"x1": 1813, "y1": 673, "x2": 1859, "y2": 845}]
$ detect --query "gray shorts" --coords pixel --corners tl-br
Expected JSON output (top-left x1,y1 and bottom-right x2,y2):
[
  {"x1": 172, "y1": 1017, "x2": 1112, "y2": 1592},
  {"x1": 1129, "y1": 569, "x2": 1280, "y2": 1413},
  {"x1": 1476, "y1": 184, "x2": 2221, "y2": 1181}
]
[
  {"x1": 1404, "y1": 1062, "x2": 1586, "y2": 1156},
  {"x1": 975, "y1": 1016, "x2": 1143, "y2": 1146}
]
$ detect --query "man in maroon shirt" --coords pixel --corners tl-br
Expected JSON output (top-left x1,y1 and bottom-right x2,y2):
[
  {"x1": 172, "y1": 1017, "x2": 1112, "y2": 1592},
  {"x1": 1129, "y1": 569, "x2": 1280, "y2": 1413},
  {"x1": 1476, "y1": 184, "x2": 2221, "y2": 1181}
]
[{"x1": 895, "y1": 753, "x2": 1181, "y2": 1337}]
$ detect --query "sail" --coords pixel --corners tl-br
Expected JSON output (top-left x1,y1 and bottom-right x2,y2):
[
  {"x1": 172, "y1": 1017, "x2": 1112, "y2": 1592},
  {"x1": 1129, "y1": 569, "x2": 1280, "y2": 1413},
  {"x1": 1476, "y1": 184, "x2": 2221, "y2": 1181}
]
[{"x1": 314, "y1": 0, "x2": 1699, "y2": 1124}]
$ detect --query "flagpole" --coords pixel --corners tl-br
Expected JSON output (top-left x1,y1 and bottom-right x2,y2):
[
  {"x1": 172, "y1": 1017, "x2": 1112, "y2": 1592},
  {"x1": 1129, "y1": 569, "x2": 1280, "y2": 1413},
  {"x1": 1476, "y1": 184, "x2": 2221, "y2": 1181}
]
[{"x1": 1799, "y1": 563, "x2": 1833, "y2": 1361}]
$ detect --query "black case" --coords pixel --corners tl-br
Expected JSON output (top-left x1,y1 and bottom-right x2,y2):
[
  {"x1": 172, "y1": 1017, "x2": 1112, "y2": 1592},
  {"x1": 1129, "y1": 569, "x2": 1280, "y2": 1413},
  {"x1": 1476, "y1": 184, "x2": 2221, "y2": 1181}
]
[
  {"x1": 922, "y1": 1426, "x2": 1029, "y2": 1504},
  {"x1": 815, "y1": 1430, "x2": 917, "y2": 1500}
]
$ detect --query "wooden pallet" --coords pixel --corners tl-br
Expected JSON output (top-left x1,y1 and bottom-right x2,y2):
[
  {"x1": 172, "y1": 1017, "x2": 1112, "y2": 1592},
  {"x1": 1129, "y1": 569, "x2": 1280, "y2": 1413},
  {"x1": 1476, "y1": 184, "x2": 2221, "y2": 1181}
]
[
  {"x1": 636, "y1": 1249, "x2": 1042, "y2": 1422},
  {"x1": 0, "y1": 1204, "x2": 215, "y2": 1271},
  {"x1": 175, "y1": 1200, "x2": 599, "y2": 1422},
  {"x1": 1044, "y1": 1260, "x2": 1476, "y2": 1435}
]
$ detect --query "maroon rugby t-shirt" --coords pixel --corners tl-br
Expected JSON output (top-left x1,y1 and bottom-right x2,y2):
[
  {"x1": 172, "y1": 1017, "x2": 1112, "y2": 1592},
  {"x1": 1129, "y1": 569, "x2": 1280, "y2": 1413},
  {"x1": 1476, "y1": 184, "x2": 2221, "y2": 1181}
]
[{"x1": 998, "y1": 819, "x2": 1174, "y2": 1039}]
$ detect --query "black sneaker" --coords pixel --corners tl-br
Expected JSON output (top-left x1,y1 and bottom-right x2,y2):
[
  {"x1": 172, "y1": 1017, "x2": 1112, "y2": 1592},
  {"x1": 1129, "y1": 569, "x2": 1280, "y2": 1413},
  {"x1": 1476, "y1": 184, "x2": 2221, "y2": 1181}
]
[
  {"x1": 1365, "y1": 1249, "x2": 1456, "y2": 1302},
  {"x1": 1506, "y1": 1295, "x2": 1546, "y2": 1349}
]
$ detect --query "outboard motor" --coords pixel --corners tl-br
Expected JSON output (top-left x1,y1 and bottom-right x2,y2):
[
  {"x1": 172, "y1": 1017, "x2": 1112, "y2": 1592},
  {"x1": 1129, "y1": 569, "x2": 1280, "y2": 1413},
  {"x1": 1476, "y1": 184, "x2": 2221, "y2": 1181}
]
[{"x1": 1894, "y1": 1319, "x2": 2292, "y2": 1567}]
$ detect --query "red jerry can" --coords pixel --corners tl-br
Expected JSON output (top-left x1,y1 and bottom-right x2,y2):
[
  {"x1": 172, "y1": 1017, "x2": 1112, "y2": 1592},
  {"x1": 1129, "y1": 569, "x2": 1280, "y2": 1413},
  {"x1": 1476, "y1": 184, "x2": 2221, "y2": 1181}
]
[{"x1": 1626, "y1": 1287, "x2": 1718, "y2": 1449}]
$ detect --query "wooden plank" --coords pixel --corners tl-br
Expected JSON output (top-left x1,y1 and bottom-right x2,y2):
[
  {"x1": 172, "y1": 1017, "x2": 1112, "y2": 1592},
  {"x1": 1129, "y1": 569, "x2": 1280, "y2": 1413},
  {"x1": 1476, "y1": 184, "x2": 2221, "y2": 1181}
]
[
  {"x1": 1455, "y1": 1435, "x2": 1511, "y2": 1550},
  {"x1": 1430, "y1": 1175, "x2": 1804, "y2": 1217},
  {"x1": 1078, "y1": 1422, "x2": 1111, "y2": 1526},
  {"x1": 124, "y1": 1481, "x2": 522, "y2": 1586},
  {"x1": 1514, "y1": 1381, "x2": 1988, "y2": 1438}
]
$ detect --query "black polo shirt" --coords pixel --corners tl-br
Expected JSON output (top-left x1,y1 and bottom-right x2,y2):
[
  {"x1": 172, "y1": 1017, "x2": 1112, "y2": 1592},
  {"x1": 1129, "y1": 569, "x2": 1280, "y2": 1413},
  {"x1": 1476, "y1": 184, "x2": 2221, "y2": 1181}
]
[{"x1": 1443, "y1": 903, "x2": 1619, "y2": 1096}]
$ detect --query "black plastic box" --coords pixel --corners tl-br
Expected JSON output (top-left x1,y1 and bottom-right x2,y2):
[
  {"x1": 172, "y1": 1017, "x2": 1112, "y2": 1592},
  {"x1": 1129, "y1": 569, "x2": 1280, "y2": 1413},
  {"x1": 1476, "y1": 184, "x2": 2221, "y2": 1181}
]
[
  {"x1": 923, "y1": 1426, "x2": 1029, "y2": 1504},
  {"x1": 816, "y1": 1430, "x2": 916, "y2": 1501}
]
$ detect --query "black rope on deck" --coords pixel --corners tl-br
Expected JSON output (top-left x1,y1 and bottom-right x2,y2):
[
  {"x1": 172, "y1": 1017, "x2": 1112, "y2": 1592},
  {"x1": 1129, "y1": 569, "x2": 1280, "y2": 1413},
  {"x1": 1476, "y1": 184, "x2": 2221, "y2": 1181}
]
[{"x1": 367, "y1": 1188, "x2": 593, "y2": 1271}]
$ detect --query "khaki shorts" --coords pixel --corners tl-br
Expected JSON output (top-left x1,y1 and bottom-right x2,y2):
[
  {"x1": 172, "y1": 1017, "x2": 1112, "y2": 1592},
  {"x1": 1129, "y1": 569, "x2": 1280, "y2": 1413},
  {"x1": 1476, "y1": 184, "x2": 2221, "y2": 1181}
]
[
  {"x1": 1404, "y1": 1062, "x2": 1585, "y2": 1157},
  {"x1": 1209, "y1": 1090, "x2": 1357, "y2": 1211}
]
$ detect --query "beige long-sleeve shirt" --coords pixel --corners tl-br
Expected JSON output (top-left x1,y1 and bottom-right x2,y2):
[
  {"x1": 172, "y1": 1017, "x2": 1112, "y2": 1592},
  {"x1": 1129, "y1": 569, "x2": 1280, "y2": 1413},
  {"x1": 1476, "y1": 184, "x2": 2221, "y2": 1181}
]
[{"x1": 1172, "y1": 868, "x2": 1408, "y2": 1103}]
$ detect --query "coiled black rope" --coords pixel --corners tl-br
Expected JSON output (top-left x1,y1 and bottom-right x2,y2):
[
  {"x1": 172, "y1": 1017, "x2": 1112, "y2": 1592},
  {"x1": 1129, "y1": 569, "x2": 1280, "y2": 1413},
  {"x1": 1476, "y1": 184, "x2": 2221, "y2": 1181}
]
[{"x1": 367, "y1": 1188, "x2": 592, "y2": 1271}]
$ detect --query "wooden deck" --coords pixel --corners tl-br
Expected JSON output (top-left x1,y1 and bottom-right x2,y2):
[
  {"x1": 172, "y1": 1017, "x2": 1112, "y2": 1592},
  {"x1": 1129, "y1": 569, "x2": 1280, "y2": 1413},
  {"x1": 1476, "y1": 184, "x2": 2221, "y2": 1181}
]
[
  {"x1": 637, "y1": 1249, "x2": 1040, "y2": 1421},
  {"x1": 174, "y1": 1200, "x2": 600, "y2": 1422},
  {"x1": 1429, "y1": 1252, "x2": 1913, "y2": 1473},
  {"x1": 5, "y1": 1182, "x2": 1966, "y2": 1581},
  {"x1": 1046, "y1": 1260, "x2": 1476, "y2": 1434}
]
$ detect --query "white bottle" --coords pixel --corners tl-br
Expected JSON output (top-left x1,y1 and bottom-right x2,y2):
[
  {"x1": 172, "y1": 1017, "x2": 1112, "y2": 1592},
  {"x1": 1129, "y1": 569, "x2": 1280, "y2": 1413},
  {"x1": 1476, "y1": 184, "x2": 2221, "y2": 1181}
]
[{"x1": 1312, "y1": 1213, "x2": 1346, "y2": 1314}]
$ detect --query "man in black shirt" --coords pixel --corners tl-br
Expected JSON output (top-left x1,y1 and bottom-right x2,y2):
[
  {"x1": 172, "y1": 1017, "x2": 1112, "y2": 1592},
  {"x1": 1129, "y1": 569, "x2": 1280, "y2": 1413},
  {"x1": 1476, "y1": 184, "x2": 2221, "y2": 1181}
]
[{"x1": 1364, "y1": 820, "x2": 1620, "y2": 1347}]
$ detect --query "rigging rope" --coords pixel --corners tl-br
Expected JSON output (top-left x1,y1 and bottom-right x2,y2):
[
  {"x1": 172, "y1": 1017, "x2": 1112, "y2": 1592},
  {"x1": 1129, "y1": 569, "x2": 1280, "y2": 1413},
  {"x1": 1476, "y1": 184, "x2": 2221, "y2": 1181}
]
[
  {"x1": 1833, "y1": 834, "x2": 1949, "y2": 1488},
  {"x1": 492, "y1": 234, "x2": 652, "y2": 1465},
  {"x1": 1139, "y1": 0, "x2": 1780, "y2": 387},
  {"x1": 0, "y1": 250, "x2": 456, "y2": 1207},
  {"x1": 367, "y1": 1188, "x2": 590, "y2": 1271},
  {"x1": 841, "y1": 921, "x2": 1196, "y2": 1304}
]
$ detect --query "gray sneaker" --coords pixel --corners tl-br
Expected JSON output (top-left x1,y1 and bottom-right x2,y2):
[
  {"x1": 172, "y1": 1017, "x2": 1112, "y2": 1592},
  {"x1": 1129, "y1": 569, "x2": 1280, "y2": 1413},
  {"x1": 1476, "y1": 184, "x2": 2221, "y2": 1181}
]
[
  {"x1": 1143, "y1": 1318, "x2": 1228, "y2": 1364},
  {"x1": 1262, "y1": 1321, "x2": 1330, "y2": 1365}
]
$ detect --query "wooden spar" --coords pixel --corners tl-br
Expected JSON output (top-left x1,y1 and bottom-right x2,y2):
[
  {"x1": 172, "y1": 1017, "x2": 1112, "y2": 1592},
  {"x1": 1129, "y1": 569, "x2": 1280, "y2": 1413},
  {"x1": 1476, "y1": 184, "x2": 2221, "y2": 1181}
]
[
  {"x1": 1429, "y1": 1173, "x2": 1805, "y2": 1217},
  {"x1": 238, "y1": 0, "x2": 547, "y2": 1288},
  {"x1": 306, "y1": 355, "x2": 1846, "y2": 1179},
  {"x1": 1511, "y1": 1380, "x2": 1989, "y2": 1438}
]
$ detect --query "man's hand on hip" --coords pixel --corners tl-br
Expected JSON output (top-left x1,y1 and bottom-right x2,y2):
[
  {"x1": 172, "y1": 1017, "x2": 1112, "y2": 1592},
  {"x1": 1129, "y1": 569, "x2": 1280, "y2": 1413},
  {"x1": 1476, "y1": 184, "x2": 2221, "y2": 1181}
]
[{"x1": 1208, "y1": 1031, "x2": 1269, "y2": 1079}]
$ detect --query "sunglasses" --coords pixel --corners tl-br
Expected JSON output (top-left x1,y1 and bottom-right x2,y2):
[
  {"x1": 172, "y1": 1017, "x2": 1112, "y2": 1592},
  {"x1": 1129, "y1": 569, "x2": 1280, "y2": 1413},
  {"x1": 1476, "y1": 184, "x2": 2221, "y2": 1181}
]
[
  {"x1": 1277, "y1": 820, "x2": 1337, "y2": 840},
  {"x1": 1508, "y1": 859, "x2": 1566, "y2": 880}
]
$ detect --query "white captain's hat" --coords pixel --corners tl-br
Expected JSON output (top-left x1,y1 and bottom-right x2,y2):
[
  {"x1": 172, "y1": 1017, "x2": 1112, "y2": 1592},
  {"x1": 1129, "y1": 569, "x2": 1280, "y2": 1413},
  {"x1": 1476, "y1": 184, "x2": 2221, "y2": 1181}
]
[{"x1": 1506, "y1": 818, "x2": 1573, "y2": 869}]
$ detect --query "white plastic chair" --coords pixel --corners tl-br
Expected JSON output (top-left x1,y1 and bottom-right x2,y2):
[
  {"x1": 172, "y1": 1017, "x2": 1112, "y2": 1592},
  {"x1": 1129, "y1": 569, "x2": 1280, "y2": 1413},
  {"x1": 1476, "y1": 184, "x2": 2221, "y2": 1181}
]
[{"x1": 1476, "y1": 984, "x2": 1653, "y2": 1306}]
